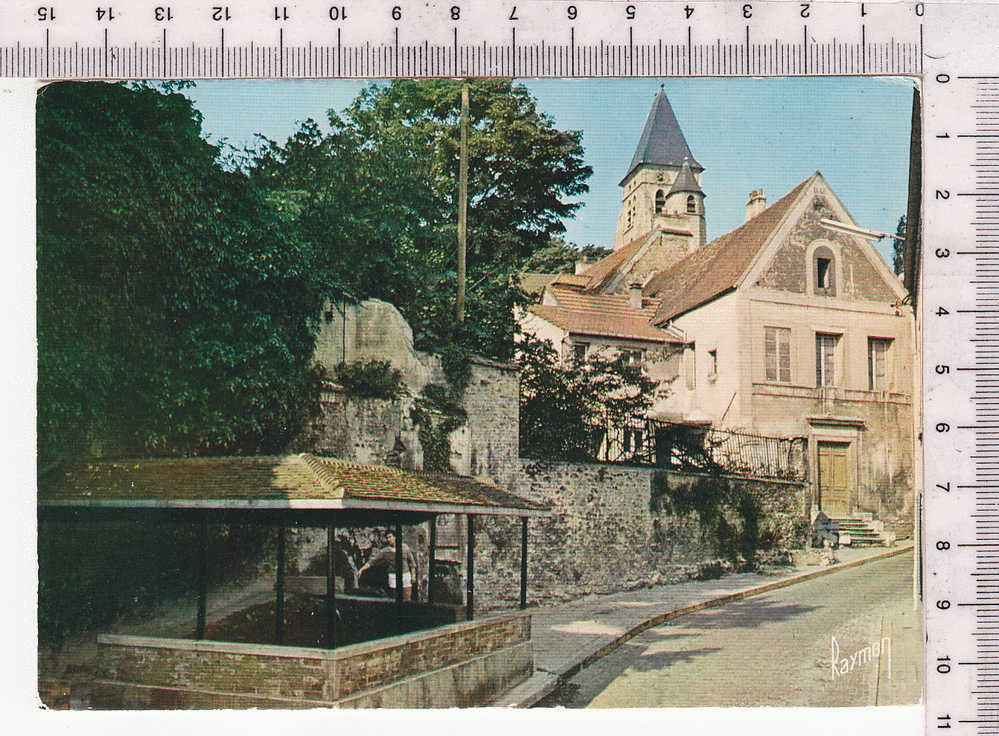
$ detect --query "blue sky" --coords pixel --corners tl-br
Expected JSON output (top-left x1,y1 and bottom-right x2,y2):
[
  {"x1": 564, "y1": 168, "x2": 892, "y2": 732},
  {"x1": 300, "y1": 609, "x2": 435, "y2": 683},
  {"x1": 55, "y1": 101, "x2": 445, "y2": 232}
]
[{"x1": 185, "y1": 77, "x2": 915, "y2": 264}]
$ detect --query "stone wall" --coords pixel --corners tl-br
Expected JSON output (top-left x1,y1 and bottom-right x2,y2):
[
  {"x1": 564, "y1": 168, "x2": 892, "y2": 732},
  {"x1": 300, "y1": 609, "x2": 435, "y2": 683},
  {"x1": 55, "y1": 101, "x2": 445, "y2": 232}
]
[
  {"x1": 459, "y1": 358, "x2": 520, "y2": 482},
  {"x1": 291, "y1": 386, "x2": 422, "y2": 470},
  {"x1": 93, "y1": 612, "x2": 531, "y2": 708},
  {"x1": 302, "y1": 298, "x2": 520, "y2": 480},
  {"x1": 473, "y1": 460, "x2": 808, "y2": 612}
]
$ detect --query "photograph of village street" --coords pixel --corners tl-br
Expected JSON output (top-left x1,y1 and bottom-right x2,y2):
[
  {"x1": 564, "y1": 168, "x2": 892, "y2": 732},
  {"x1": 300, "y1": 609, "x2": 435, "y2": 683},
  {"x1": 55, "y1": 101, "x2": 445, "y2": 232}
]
[{"x1": 36, "y1": 76, "x2": 922, "y2": 709}]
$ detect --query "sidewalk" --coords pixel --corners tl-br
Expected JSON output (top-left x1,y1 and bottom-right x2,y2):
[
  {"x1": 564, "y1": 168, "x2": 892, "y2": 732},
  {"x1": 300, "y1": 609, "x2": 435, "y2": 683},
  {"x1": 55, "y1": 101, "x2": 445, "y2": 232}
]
[{"x1": 494, "y1": 542, "x2": 915, "y2": 707}]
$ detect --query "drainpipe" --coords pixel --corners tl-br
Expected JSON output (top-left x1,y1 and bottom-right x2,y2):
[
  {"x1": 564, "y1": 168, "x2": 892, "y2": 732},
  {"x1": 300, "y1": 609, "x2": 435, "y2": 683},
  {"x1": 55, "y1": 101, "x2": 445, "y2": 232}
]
[{"x1": 718, "y1": 391, "x2": 737, "y2": 427}]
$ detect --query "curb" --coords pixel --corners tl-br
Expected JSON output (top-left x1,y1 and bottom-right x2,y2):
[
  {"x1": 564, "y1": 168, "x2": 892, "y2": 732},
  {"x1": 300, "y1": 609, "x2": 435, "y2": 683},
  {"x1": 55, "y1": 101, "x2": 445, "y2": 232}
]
[{"x1": 503, "y1": 542, "x2": 914, "y2": 708}]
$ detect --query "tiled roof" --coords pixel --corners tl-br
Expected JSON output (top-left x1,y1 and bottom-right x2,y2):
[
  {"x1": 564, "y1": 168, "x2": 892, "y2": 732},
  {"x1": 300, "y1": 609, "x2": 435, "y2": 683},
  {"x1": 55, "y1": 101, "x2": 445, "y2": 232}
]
[
  {"x1": 562, "y1": 229, "x2": 694, "y2": 294},
  {"x1": 38, "y1": 454, "x2": 548, "y2": 515},
  {"x1": 414, "y1": 472, "x2": 547, "y2": 511},
  {"x1": 646, "y1": 175, "x2": 814, "y2": 324},
  {"x1": 527, "y1": 286, "x2": 683, "y2": 344},
  {"x1": 575, "y1": 234, "x2": 647, "y2": 291},
  {"x1": 621, "y1": 88, "x2": 702, "y2": 185}
]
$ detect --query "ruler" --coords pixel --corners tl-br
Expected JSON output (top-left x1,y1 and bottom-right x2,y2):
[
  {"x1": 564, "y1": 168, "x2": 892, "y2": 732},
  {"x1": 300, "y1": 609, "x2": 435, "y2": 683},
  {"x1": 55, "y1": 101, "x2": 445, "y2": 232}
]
[
  {"x1": 924, "y1": 45, "x2": 999, "y2": 736},
  {"x1": 0, "y1": 0, "x2": 925, "y2": 79},
  {"x1": 5, "y1": 0, "x2": 999, "y2": 731}
]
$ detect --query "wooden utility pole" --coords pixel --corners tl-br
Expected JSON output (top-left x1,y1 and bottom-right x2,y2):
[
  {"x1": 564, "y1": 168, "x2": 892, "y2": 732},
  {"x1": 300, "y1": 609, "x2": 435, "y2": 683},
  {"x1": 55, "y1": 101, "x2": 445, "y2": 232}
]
[{"x1": 456, "y1": 83, "x2": 469, "y2": 323}]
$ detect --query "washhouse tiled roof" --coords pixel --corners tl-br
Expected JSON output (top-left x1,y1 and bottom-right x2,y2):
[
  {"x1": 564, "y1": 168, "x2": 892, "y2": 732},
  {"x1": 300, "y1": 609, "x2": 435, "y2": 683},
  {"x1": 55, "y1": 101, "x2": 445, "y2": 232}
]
[{"x1": 37, "y1": 454, "x2": 548, "y2": 516}]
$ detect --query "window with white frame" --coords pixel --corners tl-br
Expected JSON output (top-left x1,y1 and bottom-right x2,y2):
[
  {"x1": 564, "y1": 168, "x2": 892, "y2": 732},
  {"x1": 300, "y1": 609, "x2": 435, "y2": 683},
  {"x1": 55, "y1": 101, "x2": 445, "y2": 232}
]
[
  {"x1": 765, "y1": 327, "x2": 791, "y2": 383},
  {"x1": 815, "y1": 333, "x2": 841, "y2": 387},
  {"x1": 868, "y1": 337, "x2": 892, "y2": 390}
]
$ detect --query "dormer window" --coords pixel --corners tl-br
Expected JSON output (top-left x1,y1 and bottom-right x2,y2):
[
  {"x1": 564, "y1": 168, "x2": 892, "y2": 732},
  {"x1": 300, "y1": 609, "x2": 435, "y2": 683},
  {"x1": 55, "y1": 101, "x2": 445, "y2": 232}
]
[
  {"x1": 686, "y1": 195, "x2": 696, "y2": 214},
  {"x1": 654, "y1": 189, "x2": 665, "y2": 214},
  {"x1": 812, "y1": 245, "x2": 836, "y2": 296}
]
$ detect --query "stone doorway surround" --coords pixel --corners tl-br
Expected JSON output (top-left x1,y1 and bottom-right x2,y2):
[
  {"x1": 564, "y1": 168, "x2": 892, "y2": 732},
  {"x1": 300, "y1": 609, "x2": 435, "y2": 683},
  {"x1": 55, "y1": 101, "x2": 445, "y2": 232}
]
[{"x1": 806, "y1": 415, "x2": 866, "y2": 517}]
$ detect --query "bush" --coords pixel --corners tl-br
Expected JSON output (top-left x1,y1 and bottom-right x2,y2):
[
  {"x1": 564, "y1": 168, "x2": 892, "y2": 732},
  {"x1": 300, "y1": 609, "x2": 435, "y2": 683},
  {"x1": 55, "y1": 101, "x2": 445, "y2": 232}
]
[
  {"x1": 516, "y1": 333, "x2": 659, "y2": 460},
  {"x1": 333, "y1": 359, "x2": 404, "y2": 400}
]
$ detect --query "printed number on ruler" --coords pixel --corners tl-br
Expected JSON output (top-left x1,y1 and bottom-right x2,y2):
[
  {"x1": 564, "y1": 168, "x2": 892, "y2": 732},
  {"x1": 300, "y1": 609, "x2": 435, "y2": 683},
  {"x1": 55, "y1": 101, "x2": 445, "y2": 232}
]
[{"x1": 0, "y1": 1, "x2": 924, "y2": 79}]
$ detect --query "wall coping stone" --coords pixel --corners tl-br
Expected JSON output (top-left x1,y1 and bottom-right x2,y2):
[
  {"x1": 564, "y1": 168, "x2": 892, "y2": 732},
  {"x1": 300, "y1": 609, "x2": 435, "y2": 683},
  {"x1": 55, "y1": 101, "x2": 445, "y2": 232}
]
[
  {"x1": 519, "y1": 458, "x2": 806, "y2": 488},
  {"x1": 468, "y1": 355, "x2": 519, "y2": 373},
  {"x1": 97, "y1": 610, "x2": 531, "y2": 662}
]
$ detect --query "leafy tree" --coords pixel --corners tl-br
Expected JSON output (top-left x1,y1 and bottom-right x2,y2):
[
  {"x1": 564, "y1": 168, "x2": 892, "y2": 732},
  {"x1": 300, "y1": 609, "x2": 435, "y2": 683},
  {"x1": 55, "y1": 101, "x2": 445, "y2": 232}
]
[
  {"x1": 249, "y1": 79, "x2": 592, "y2": 360},
  {"x1": 516, "y1": 333, "x2": 659, "y2": 459},
  {"x1": 37, "y1": 82, "x2": 328, "y2": 466},
  {"x1": 892, "y1": 215, "x2": 906, "y2": 274},
  {"x1": 520, "y1": 239, "x2": 613, "y2": 274}
]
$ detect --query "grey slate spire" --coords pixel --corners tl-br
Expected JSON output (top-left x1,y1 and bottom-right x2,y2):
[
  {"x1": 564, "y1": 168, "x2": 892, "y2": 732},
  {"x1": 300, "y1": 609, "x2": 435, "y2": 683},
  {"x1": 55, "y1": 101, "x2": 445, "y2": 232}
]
[
  {"x1": 620, "y1": 87, "x2": 702, "y2": 185},
  {"x1": 668, "y1": 158, "x2": 703, "y2": 196}
]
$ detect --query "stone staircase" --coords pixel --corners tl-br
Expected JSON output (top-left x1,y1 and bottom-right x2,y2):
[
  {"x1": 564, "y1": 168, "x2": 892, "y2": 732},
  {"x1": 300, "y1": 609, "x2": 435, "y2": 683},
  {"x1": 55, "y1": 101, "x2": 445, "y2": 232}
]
[{"x1": 827, "y1": 513, "x2": 893, "y2": 547}]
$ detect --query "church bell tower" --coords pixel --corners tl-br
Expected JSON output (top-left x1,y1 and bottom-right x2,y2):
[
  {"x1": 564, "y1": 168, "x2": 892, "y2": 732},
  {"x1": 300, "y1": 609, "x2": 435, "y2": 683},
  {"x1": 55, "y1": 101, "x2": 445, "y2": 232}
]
[{"x1": 615, "y1": 87, "x2": 706, "y2": 250}]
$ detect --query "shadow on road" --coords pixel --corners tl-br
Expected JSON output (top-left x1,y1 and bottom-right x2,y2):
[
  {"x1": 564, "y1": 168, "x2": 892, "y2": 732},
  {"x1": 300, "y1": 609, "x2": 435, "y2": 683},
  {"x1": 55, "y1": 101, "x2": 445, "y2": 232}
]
[
  {"x1": 536, "y1": 641, "x2": 723, "y2": 708},
  {"x1": 536, "y1": 595, "x2": 821, "y2": 708},
  {"x1": 669, "y1": 596, "x2": 819, "y2": 629}
]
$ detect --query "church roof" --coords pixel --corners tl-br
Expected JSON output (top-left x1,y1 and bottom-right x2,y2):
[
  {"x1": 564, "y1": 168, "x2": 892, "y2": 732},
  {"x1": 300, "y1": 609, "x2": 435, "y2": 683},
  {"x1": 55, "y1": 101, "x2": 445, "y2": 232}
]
[
  {"x1": 561, "y1": 233, "x2": 648, "y2": 291},
  {"x1": 621, "y1": 88, "x2": 702, "y2": 185},
  {"x1": 668, "y1": 159, "x2": 703, "y2": 196},
  {"x1": 646, "y1": 175, "x2": 815, "y2": 324},
  {"x1": 527, "y1": 286, "x2": 683, "y2": 344}
]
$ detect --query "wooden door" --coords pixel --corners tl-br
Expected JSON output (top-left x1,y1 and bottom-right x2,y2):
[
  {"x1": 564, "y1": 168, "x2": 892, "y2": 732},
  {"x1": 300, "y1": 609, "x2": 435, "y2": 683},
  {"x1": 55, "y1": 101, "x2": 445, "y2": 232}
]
[{"x1": 817, "y1": 442, "x2": 851, "y2": 515}]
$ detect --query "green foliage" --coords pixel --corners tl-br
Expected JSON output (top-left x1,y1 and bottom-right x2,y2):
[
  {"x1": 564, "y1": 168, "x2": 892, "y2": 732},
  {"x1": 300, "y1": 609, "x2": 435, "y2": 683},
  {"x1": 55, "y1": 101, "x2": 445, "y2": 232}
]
[
  {"x1": 520, "y1": 239, "x2": 613, "y2": 274},
  {"x1": 893, "y1": 215, "x2": 906, "y2": 274},
  {"x1": 333, "y1": 359, "x2": 404, "y2": 400},
  {"x1": 516, "y1": 333, "x2": 659, "y2": 460},
  {"x1": 411, "y1": 383, "x2": 468, "y2": 473},
  {"x1": 248, "y1": 79, "x2": 592, "y2": 361},
  {"x1": 439, "y1": 343, "x2": 472, "y2": 395},
  {"x1": 37, "y1": 82, "x2": 329, "y2": 465}
]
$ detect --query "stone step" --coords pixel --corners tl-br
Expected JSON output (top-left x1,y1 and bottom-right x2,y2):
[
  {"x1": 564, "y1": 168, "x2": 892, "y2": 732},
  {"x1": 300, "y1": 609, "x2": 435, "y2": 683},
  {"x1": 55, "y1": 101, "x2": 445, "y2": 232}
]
[{"x1": 823, "y1": 516, "x2": 891, "y2": 547}]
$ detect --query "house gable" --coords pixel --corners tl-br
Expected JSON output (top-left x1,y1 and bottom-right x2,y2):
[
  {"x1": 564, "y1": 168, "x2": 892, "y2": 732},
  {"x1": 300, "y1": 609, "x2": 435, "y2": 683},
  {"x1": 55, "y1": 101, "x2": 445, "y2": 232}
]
[
  {"x1": 645, "y1": 177, "x2": 812, "y2": 325},
  {"x1": 746, "y1": 175, "x2": 906, "y2": 303}
]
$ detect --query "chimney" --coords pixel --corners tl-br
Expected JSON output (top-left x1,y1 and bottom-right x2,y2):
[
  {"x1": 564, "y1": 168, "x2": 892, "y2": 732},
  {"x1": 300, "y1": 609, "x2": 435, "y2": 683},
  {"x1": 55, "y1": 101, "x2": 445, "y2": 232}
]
[
  {"x1": 628, "y1": 281, "x2": 643, "y2": 309},
  {"x1": 574, "y1": 257, "x2": 591, "y2": 275},
  {"x1": 746, "y1": 188, "x2": 767, "y2": 221}
]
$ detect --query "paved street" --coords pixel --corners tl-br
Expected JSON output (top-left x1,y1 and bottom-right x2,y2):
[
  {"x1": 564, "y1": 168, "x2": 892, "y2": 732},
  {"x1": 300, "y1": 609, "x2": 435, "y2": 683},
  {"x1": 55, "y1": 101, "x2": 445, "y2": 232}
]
[{"x1": 537, "y1": 552, "x2": 921, "y2": 708}]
